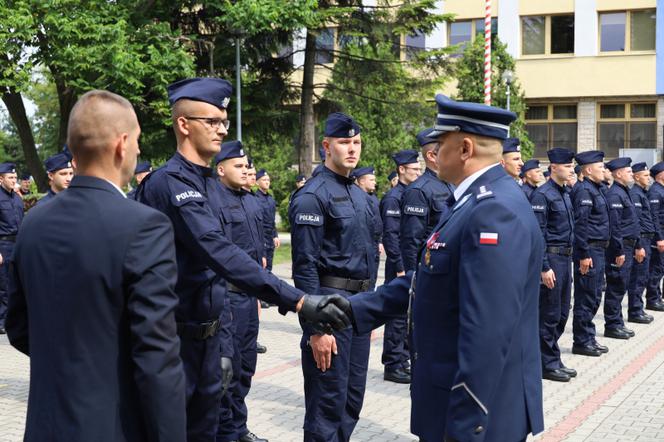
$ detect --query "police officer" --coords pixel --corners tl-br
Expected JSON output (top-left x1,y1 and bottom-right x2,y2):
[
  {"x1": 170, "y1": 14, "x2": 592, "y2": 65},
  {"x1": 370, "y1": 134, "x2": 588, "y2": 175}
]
[
  {"x1": 400, "y1": 128, "x2": 454, "y2": 273},
  {"x1": 36, "y1": 152, "x2": 73, "y2": 206},
  {"x1": 127, "y1": 160, "x2": 152, "y2": 199},
  {"x1": 289, "y1": 112, "x2": 374, "y2": 441},
  {"x1": 571, "y1": 151, "x2": 610, "y2": 358},
  {"x1": 645, "y1": 161, "x2": 664, "y2": 311},
  {"x1": 387, "y1": 170, "x2": 398, "y2": 188},
  {"x1": 0, "y1": 162, "x2": 22, "y2": 334},
  {"x1": 530, "y1": 148, "x2": 576, "y2": 382},
  {"x1": 521, "y1": 159, "x2": 542, "y2": 200},
  {"x1": 501, "y1": 137, "x2": 524, "y2": 181},
  {"x1": 627, "y1": 162, "x2": 657, "y2": 324},
  {"x1": 18, "y1": 174, "x2": 32, "y2": 197},
  {"x1": 604, "y1": 157, "x2": 643, "y2": 340},
  {"x1": 255, "y1": 169, "x2": 280, "y2": 272},
  {"x1": 348, "y1": 95, "x2": 544, "y2": 441},
  {"x1": 379, "y1": 149, "x2": 420, "y2": 384},
  {"x1": 214, "y1": 141, "x2": 268, "y2": 442},
  {"x1": 351, "y1": 166, "x2": 382, "y2": 286},
  {"x1": 136, "y1": 78, "x2": 352, "y2": 441}
]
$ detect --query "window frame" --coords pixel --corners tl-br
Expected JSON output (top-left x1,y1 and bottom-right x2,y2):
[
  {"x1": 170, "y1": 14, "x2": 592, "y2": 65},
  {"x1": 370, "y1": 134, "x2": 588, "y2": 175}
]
[
  {"x1": 598, "y1": 9, "x2": 657, "y2": 54},
  {"x1": 525, "y1": 103, "x2": 579, "y2": 157},
  {"x1": 520, "y1": 14, "x2": 575, "y2": 57},
  {"x1": 447, "y1": 17, "x2": 497, "y2": 54},
  {"x1": 596, "y1": 102, "x2": 657, "y2": 151}
]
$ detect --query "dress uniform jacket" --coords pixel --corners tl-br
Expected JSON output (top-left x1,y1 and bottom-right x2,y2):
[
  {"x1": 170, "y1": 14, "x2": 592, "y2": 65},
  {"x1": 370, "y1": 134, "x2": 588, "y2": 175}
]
[
  {"x1": 350, "y1": 165, "x2": 545, "y2": 441},
  {"x1": 6, "y1": 176, "x2": 186, "y2": 442}
]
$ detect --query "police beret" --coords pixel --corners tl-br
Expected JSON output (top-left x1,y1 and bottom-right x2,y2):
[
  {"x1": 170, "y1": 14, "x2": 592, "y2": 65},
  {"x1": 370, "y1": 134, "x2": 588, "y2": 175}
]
[
  {"x1": 167, "y1": 77, "x2": 233, "y2": 110},
  {"x1": 502, "y1": 137, "x2": 521, "y2": 154},
  {"x1": 606, "y1": 157, "x2": 632, "y2": 171},
  {"x1": 392, "y1": 149, "x2": 419, "y2": 166},
  {"x1": 388, "y1": 171, "x2": 398, "y2": 181},
  {"x1": 574, "y1": 165, "x2": 581, "y2": 175},
  {"x1": 20, "y1": 173, "x2": 31, "y2": 181},
  {"x1": 0, "y1": 162, "x2": 16, "y2": 174},
  {"x1": 44, "y1": 153, "x2": 72, "y2": 173},
  {"x1": 350, "y1": 166, "x2": 374, "y2": 179},
  {"x1": 416, "y1": 128, "x2": 438, "y2": 147},
  {"x1": 547, "y1": 147, "x2": 575, "y2": 164},
  {"x1": 632, "y1": 162, "x2": 648, "y2": 173},
  {"x1": 247, "y1": 157, "x2": 254, "y2": 169},
  {"x1": 575, "y1": 150, "x2": 605, "y2": 165},
  {"x1": 135, "y1": 161, "x2": 152, "y2": 174},
  {"x1": 256, "y1": 169, "x2": 268, "y2": 180},
  {"x1": 650, "y1": 162, "x2": 664, "y2": 178},
  {"x1": 430, "y1": 94, "x2": 516, "y2": 140},
  {"x1": 296, "y1": 174, "x2": 306, "y2": 182},
  {"x1": 324, "y1": 112, "x2": 361, "y2": 138},
  {"x1": 543, "y1": 170, "x2": 550, "y2": 178},
  {"x1": 522, "y1": 159, "x2": 540, "y2": 173},
  {"x1": 215, "y1": 140, "x2": 245, "y2": 164}
]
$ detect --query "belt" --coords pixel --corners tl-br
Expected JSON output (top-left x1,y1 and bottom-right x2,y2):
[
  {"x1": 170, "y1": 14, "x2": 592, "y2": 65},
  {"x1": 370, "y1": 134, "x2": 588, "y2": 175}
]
[
  {"x1": 546, "y1": 246, "x2": 572, "y2": 256},
  {"x1": 642, "y1": 233, "x2": 656, "y2": 239},
  {"x1": 227, "y1": 282, "x2": 243, "y2": 293},
  {"x1": 176, "y1": 319, "x2": 221, "y2": 340},
  {"x1": 588, "y1": 240, "x2": 609, "y2": 249},
  {"x1": 319, "y1": 275, "x2": 372, "y2": 293},
  {"x1": 0, "y1": 235, "x2": 16, "y2": 242},
  {"x1": 623, "y1": 238, "x2": 637, "y2": 247}
]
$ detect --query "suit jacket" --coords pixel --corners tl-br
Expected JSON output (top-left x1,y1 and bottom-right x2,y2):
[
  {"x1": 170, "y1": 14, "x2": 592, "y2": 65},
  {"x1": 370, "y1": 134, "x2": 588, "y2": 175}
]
[
  {"x1": 351, "y1": 165, "x2": 544, "y2": 442},
  {"x1": 6, "y1": 175, "x2": 186, "y2": 442}
]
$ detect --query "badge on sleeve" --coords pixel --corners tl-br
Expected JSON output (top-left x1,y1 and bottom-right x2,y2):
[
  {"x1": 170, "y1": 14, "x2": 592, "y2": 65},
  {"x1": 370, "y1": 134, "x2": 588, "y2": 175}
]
[
  {"x1": 479, "y1": 232, "x2": 498, "y2": 245},
  {"x1": 295, "y1": 213, "x2": 323, "y2": 226}
]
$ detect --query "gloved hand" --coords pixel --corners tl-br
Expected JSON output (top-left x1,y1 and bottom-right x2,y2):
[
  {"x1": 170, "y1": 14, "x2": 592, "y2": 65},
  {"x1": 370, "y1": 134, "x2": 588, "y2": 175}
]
[
  {"x1": 221, "y1": 357, "x2": 233, "y2": 395},
  {"x1": 299, "y1": 294, "x2": 352, "y2": 334}
]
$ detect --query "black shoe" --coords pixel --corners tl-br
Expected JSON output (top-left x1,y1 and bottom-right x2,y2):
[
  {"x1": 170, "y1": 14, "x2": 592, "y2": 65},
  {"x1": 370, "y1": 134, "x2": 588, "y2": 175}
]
[
  {"x1": 620, "y1": 326, "x2": 636, "y2": 337},
  {"x1": 605, "y1": 328, "x2": 631, "y2": 339},
  {"x1": 559, "y1": 366, "x2": 577, "y2": 378},
  {"x1": 384, "y1": 368, "x2": 411, "y2": 384},
  {"x1": 628, "y1": 314, "x2": 654, "y2": 324},
  {"x1": 572, "y1": 344, "x2": 602, "y2": 357},
  {"x1": 256, "y1": 343, "x2": 267, "y2": 354},
  {"x1": 645, "y1": 301, "x2": 664, "y2": 312},
  {"x1": 259, "y1": 301, "x2": 270, "y2": 309},
  {"x1": 593, "y1": 341, "x2": 609, "y2": 353},
  {"x1": 543, "y1": 369, "x2": 571, "y2": 382},
  {"x1": 239, "y1": 432, "x2": 268, "y2": 442}
]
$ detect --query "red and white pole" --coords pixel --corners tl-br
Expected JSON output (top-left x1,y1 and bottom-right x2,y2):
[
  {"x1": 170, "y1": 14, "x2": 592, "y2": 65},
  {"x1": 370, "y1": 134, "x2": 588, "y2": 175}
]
[{"x1": 483, "y1": 0, "x2": 492, "y2": 105}]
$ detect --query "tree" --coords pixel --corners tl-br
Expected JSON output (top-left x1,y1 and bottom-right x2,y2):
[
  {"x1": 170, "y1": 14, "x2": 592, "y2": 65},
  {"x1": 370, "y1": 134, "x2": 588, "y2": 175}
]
[{"x1": 454, "y1": 35, "x2": 533, "y2": 159}]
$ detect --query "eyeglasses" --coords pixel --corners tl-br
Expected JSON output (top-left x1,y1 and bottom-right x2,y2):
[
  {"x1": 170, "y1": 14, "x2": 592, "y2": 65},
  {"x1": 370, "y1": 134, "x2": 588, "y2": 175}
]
[{"x1": 184, "y1": 116, "x2": 231, "y2": 130}]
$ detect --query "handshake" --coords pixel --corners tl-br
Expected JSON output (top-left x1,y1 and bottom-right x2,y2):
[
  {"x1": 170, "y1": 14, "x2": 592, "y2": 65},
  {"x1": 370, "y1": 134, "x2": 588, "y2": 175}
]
[{"x1": 298, "y1": 294, "x2": 354, "y2": 334}]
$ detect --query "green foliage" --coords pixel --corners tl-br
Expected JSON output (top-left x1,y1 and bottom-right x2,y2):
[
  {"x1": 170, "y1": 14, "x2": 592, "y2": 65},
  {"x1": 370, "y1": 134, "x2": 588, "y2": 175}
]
[
  {"x1": 454, "y1": 35, "x2": 533, "y2": 159},
  {"x1": 0, "y1": 110, "x2": 23, "y2": 167},
  {"x1": 23, "y1": 73, "x2": 59, "y2": 158}
]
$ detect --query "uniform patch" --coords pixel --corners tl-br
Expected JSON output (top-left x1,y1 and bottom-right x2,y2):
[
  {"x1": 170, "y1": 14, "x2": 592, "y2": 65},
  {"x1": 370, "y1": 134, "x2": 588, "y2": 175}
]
[
  {"x1": 635, "y1": 202, "x2": 642, "y2": 207},
  {"x1": 479, "y1": 232, "x2": 498, "y2": 245},
  {"x1": 172, "y1": 189, "x2": 205, "y2": 206},
  {"x1": 295, "y1": 213, "x2": 323, "y2": 226},
  {"x1": 404, "y1": 205, "x2": 427, "y2": 216},
  {"x1": 611, "y1": 203, "x2": 623, "y2": 209},
  {"x1": 580, "y1": 199, "x2": 593, "y2": 206},
  {"x1": 650, "y1": 199, "x2": 660, "y2": 204},
  {"x1": 332, "y1": 196, "x2": 349, "y2": 203},
  {"x1": 476, "y1": 185, "x2": 494, "y2": 200},
  {"x1": 385, "y1": 209, "x2": 400, "y2": 217},
  {"x1": 532, "y1": 204, "x2": 545, "y2": 212}
]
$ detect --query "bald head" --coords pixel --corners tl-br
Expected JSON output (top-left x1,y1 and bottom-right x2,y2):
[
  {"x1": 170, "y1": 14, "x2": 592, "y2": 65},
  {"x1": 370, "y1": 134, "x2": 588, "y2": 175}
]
[{"x1": 435, "y1": 131, "x2": 503, "y2": 185}]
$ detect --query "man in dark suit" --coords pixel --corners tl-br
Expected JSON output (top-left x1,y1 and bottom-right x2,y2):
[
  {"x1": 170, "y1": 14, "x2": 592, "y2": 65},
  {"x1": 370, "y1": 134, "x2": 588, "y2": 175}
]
[{"x1": 6, "y1": 89, "x2": 187, "y2": 442}]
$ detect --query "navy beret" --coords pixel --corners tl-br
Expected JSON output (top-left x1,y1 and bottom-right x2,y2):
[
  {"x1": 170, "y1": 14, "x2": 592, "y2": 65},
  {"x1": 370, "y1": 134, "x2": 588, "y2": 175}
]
[
  {"x1": 502, "y1": 137, "x2": 521, "y2": 154},
  {"x1": 296, "y1": 174, "x2": 306, "y2": 182},
  {"x1": 392, "y1": 149, "x2": 419, "y2": 166},
  {"x1": 167, "y1": 77, "x2": 233, "y2": 109},
  {"x1": 650, "y1": 162, "x2": 664, "y2": 178},
  {"x1": 574, "y1": 165, "x2": 581, "y2": 175},
  {"x1": 44, "y1": 153, "x2": 73, "y2": 172},
  {"x1": 575, "y1": 150, "x2": 605, "y2": 165},
  {"x1": 388, "y1": 171, "x2": 398, "y2": 181},
  {"x1": 215, "y1": 140, "x2": 245, "y2": 164},
  {"x1": 135, "y1": 161, "x2": 152, "y2": 174},
  {"x1": 20, "y1": 173, "x2": 31, "y2": 181},
  {"x1": 430, "y1": 94, "x2": 516, "y2": 140},
  {"x1": 0, "y1": 162, "x2": 16, "y2": 174},
  {"x1": 351, "y1": 166, "x2": 375, "y2": 179},
  {"x1": 544, "y1": 170, "x2": 550, "y2": 178},
  {"x1": 416, "y1": 127, "x2": 438, "y2": 147},
  {"x1": 522, "y1": 159, "x2": 540, "y2": 173},
  {"x1": 256, "y1": 169, "x2": 268, "y2": 180},
  {"x1": 324, "y1": 112, "x2": 361, "y2": 138},
  {"x1": 547, "y1": 147, "x2": 575, "y2": 164},
  {"x1": 632, "y1": 162, "x2": 648, "y2": 173},
  {"x1": 606, "y1": 157, "x2": 632, "y2": 171}
]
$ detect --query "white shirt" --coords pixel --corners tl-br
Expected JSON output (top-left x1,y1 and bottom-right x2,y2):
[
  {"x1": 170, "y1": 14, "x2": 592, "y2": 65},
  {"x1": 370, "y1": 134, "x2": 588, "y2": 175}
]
[
  {"x1": 105, "y1": 179, "x2": 127, "y2": 198},
  {"x1": 453, "y1": 162, "x2": 501, "y2": 202}
]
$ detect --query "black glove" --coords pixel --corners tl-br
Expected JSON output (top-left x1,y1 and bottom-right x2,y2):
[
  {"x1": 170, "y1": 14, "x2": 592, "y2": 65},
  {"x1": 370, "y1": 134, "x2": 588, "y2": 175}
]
[
  {"x1": 299, "y1": 294, "x2": 352, "y2": 334},
  {"x1": 221, "y1": 357, "x2": 233, "y2": 395}
]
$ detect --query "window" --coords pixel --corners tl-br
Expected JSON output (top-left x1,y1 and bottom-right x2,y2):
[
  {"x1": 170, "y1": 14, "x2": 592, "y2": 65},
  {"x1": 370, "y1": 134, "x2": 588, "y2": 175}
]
[
  {"x1": 315, "y1": 28, "x2": 335, "y2": 64},
  {"x1": 448, "y1": 18, "x2": 497, "y2": 55},
  {"x1": 597, "y1": 103, "x2": 657, "y2": 156},
  {"x1": 521, "y1": 15, "x2": 574, "y2": 56},
  {"x1": 473, "y1": 18, "x2": 498, "y2": 36},
  {"x1": 525, "y1": 104, "x2": 578, "y2": 158},
  {"x1": 600, "y1": 10, "x2": 656, "y2": 52},
  {"x1": 405, "y1": 31, "x2": 426, "y2": 60}
]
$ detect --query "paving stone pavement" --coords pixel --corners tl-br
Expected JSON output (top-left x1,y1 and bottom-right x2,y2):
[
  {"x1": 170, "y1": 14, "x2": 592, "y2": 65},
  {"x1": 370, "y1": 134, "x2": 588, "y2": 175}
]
[{"x1": 3, "y1": 258, "x2": 664, "y2": 441}]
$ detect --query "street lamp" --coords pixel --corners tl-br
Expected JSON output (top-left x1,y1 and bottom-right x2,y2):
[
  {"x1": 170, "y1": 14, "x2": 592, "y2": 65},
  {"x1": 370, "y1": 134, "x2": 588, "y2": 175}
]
[{"x1": 501, "y1": 69, "x2": 514, "y2": 111}]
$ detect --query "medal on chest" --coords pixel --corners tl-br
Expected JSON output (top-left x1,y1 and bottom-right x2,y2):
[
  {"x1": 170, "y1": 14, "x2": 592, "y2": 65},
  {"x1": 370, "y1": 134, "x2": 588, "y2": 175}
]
[{"x1": 424, "y1": 231, "x2": 440, "y2": 265}]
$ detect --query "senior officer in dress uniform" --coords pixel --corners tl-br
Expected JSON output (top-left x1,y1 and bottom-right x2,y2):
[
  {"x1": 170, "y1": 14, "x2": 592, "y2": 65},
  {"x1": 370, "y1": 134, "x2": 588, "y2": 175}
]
[
  {"x1": 36, "y1": 152, "x2": 73, "y2": 206},
  {"x1": 379, "y1": 149, "x2": 420, "y2": 384},
  {"x1": 136, "y1": 78, "x2": 352, "y2": 441},
  {"x1": 521, "y1": 159, "x2": 542, "y2": 200},
  {"x1": 400, "y1": 128, "x2": 454, "y2": 274},
  {"x1": 256, "y1": 169, "x2": 280, "y2": 272},
  {"x1": 570, "y1": 151, "x2": 610, "y2": 358},
  {"x1": 6, "y1": 89, "x2": 186, "y2": 441},
  {"x1": 351, "y1": 166, "x2": 382, "y2": 286},
  {"x1": 289, "y1": 112, "x2": 375, "y2": 442},
  {"x1": 348, "y1": 94, "x2": 544, "y2": 442},
  {"x1": 604, "y1": 157, "x2": 644, "y2": 340},
  {"x1": 127, "y1": 160, "x2": 152, "y2": 199},
  {"x1": 627, "y1": 162, "x2": 658, "y2": 324},
  {"x1": 213, "y1": 141, "x2": 268, "y2": 442},
  {"x1": 0, "y1": 162, "x2": 22, "y2": 334},
  {"x1": 501, "y1": 137, "x2": 524, "y2": 181},
  {"x1": 530, "y1": 148, "x2": 576, "y2": 382},
  {"x1": 645, "y1": 161, "x2": 664, "y2": 311}
]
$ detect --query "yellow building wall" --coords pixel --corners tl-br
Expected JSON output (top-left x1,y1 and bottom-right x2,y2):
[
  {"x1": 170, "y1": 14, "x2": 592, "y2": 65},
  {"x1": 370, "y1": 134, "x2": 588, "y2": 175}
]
[
  {"x1": 596, "y1": 0, "x2": 656, "y2": 12},
  {"x1": 444, "y1": 0, "x2": 498, "y2": 20},
  {"x1": 519, "y1": 0, "x2": 574, "y2": 16}
]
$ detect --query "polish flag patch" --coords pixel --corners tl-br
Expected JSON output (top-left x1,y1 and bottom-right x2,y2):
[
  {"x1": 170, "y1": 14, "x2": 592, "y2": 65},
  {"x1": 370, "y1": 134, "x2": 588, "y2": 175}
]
[{"x1": 479, "y1": 232, "x2": 498, "y2": 245}]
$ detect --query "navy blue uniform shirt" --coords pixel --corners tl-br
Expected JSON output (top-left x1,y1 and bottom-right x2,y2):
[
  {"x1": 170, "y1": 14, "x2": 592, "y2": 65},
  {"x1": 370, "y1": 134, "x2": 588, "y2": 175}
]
[
  {"x1": 631, "y1": 184, "x2": 657, "y2": 235},
  {"x1": 571, "y1": 179, "x2": 610, "y2": 260},
  {"x1": 530, "y1": 179, "x2": 574, "y2": 271},
  {"x1": 0, "y1": 187, "x2": 24, "y2": 234},
  {"x1": 648, "y1": 182, "x2": 664, "y2": 241},
  {"x1": 256, "y1": 189, "x2": 278, "y2": 250},
  {"x1": 216, "y1": 183, "x2": 265, "y2": 263},
  {"x1": 380, "y1": 182, "x2": 406, "y2": 274},
  {"x1": 522, "y1": 182, "x2": 537, "y2": 200},
  {"x1": 606, "y1": 182, "x2": 642, "y2": 256}
]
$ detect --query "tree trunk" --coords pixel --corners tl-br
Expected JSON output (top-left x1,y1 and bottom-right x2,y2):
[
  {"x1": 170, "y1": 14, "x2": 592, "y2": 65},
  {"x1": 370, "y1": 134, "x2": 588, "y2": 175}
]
[
  {"x1": 297, "y1": 29, "x2": 317, "y2": 177},
  {"x1": 53, "y1": 76, "x2": 76, "y2": 150},
  {"x1": 2, "y1": 90, "x2": 48, "y2": 191}
]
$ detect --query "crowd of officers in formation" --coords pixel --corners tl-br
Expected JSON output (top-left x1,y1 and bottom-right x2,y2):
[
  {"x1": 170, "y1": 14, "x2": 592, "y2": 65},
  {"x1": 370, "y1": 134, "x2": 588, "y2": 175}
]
[{"x1": 0, "y1": 76, "x2": 642, "y2": 442}]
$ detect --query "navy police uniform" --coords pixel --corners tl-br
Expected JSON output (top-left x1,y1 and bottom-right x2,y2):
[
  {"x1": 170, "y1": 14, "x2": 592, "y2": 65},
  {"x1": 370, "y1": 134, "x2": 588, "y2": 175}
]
[
  {"x1": 349, "y1": 95, "x2": 544, "y2": 442},
  {"x1": 645, "y1": 161, "x2": 664, "y2": 309},
  {"x1": 521, "y1": 159, "x2": 540, "y2": 200},
  {"x1": 0, "y1": 162, "x2": 23, "y2": 332},
  {"x1": 255, "y1": 169, "x2": 279, "y2": 271},
  {"x1": 36, "y1": 153, "x2": 72, "y2": 206},
  {"x1": 351, "y1": 166, "x2": 382, "y2": 285},
  {"x1": 289, "y1": 113, "x2": 373, "y2": 441},
  {"x1": 127, "y1": 161, "x2": 152, "y2": 200}
]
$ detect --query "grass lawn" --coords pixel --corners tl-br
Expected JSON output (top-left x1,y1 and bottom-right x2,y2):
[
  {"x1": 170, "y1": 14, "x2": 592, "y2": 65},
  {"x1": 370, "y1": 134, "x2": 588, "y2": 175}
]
[{"x1": 273, "y1": 243, "x2": 292, "y2": 266}]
